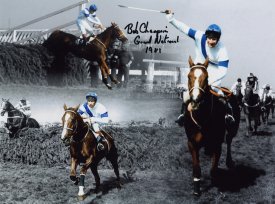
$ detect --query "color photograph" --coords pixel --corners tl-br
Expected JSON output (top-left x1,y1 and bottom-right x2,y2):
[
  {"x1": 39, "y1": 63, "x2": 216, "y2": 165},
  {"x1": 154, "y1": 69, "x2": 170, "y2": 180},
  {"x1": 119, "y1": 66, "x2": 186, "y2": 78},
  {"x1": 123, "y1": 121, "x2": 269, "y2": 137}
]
[{"x1": 0, "y1": 0, "x2": 274, "y2": 203}]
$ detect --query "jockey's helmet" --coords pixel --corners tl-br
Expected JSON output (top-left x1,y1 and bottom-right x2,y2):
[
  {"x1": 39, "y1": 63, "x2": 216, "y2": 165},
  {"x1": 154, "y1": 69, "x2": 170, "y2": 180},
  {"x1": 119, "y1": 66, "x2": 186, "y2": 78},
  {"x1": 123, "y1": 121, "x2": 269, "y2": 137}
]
[
  {"x1": 86, "y1": 92, "x2": 97, "y2": 102},
  {"x1": 237, "y1": 78, "x2": 242, "y2": 82},
  {"x1": 20, "y1": 97, "x2": 26, "y2": 102},
  {"x1": 205, "y1": 24, "x2": 221, "y2": 40},
  {"x1": 266, "y1": 84, "x2": 270, "y2": 90},
  {"x1": 89, "y1": 4, "x2": 97, "y2": 12}
]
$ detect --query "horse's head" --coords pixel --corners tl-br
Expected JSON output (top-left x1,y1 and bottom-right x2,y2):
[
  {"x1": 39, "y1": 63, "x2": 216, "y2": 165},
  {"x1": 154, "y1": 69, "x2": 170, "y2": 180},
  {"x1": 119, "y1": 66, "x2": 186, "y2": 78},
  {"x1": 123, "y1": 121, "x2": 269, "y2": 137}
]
[
  {"x1": 0, "y1": 98, "x2": 13, "y2": 116},
  {"x1": 110, "y1": 22, "x2": 128, "y2": 43},
  {"x1": 61, "y1": 104, "x2": 81, "y2": 146},
  {"x1": 244, "y1": 85, "x2": 254, "y2": 102},
  {"x1": 187, "y1": 56, "x2": 209, "y2": 110}
]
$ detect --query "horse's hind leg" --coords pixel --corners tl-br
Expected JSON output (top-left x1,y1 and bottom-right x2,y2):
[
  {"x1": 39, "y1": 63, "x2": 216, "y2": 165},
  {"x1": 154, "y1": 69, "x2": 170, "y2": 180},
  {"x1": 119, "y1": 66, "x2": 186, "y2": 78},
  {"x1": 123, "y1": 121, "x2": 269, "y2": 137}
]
[
  {"x1": 106, "y1": 146, "x2": 121, "y2": 188},
  {"x1": 90, "y1": 163, "x2": 101, "y2": 193}
]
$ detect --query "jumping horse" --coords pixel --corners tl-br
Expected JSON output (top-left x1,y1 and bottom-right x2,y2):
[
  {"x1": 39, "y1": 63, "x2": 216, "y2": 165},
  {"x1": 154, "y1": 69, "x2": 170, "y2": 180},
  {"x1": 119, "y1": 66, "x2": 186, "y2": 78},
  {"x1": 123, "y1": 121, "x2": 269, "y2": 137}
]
[
  {"x1": 183, "y1": 56, "x2": 240, "y2": 196},
  {"x1": 243, "y1": 85, "x2": 261, "y2": 135},
  {"x1": 43, "y1": 23, "x2": 128, "y2": 89},
  {"x1": 0, "y1": 98, "x2": 40, "y2": 137},
  {"x1": 61, "y1": 104, "x2": 121, "y2": 200}
]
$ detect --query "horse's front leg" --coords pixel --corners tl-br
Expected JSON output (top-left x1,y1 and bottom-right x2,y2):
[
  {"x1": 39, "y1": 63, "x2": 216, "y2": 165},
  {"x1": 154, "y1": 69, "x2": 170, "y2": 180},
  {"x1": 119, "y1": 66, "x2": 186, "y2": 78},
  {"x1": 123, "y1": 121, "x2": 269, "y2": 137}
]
[
  {"x1": 188, "y1": 139, "x2": 201, "y2": 196},
  {"x1": 70, "y1": 157, "x2": 79, "y2": 185},
  {"x1": 78, "y1": 156, "x2": 94, "y2": 200}
]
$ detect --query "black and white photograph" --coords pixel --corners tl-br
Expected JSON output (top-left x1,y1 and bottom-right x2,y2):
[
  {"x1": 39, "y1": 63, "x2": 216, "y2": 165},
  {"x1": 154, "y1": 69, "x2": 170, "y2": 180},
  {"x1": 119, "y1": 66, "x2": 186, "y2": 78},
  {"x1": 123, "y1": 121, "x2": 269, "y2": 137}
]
[{"x1": 0, "y1": 0, "x2": 275, "y2": 203}]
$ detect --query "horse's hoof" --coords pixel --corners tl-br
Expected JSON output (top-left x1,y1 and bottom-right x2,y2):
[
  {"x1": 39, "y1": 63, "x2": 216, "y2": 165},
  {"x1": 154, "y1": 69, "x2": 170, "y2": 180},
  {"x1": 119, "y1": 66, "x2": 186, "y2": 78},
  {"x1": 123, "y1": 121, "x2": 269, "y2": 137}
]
[
  {"x1": 106, "y1": 84, "x2": 112, "y2": 89},
  {"x1": 77, "y1": 194, "x2": 87, "y2": 201}
]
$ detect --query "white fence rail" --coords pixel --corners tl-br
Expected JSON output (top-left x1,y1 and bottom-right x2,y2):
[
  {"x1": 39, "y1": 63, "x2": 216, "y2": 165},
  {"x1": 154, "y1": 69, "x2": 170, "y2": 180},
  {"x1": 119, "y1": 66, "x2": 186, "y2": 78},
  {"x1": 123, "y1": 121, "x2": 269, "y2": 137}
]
[{"x1": 0, "y1": 0, "x2": 89, "y2": 43}]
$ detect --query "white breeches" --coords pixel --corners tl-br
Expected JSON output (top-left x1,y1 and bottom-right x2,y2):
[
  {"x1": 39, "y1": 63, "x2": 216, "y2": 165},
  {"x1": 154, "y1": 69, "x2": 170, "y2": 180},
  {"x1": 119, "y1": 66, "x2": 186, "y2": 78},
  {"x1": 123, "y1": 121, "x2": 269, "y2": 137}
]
[{"x1": 76, "y1": 19, "x2": 95, "y2": 35}]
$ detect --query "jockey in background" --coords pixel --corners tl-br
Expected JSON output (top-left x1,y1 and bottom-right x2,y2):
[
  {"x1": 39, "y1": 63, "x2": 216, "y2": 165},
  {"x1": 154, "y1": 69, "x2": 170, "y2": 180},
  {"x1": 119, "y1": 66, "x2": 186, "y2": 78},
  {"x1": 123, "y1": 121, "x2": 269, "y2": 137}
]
[
  {"x1": 165, "y1": 10, "x2": 234, "y2": 126},
  {"x1": 231, "y1": 78, "x2": 245, "y2": 95},
  {"x1": 77, "y1": 92, "x2": 109, "y2": 151},
  {"x1": 259, "y1": 84, "x2": 273, "y2": 102},
  {"x1": 76, "y1": 4, "x2": 104, "y2": 41},
  {"x1": 246, "y1": 73, "x2": 259, "y2": 94},
  {"x1": 15, "y1": 98, "x2": 31, "y2": 117}
]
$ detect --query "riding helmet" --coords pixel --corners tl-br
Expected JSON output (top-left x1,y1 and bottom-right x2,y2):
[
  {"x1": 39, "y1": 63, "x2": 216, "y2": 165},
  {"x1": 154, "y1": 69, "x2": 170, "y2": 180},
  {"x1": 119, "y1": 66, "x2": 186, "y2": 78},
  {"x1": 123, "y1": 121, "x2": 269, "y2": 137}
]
[
  {"x1": 89, "y1": 4, "x2": 97, "y2": 12},
  {"x1": 237, "y1": 78, "x2": 242, "y2": 82},
  {"x1": 205, "y1": 24, "x2": 221, "y2": 40},
  {"x1": 86, "y1": 92, "x2": 97, "y2": 102},
  {"x1": 266, "y1": 84, "x2": 270, "y2": 90}
]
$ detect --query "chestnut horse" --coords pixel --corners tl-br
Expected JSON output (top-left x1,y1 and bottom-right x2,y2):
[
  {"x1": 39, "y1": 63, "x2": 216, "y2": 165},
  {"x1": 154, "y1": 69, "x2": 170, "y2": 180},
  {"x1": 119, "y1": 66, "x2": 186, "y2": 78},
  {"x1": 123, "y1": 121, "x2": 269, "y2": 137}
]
[
  {"x1": 61, "y1": 105, "x2": 120, "y2": 200},
  {"x1": 43, "y1": 23, "x2": 128, "y2": 89},
  {"x1": 183, "y1": 57, "x2": 240, "y2": 196}
]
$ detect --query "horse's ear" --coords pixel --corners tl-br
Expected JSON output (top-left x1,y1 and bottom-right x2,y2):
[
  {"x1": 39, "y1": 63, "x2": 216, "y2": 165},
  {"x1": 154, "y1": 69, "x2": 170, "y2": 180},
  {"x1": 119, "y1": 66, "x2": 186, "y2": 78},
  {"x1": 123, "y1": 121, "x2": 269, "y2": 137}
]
[
  {"x1": 63, "y1": 104, "x2": 67, "y2": 110},
  {"x1": 188, "y1": 56, "x2": 195, "y2": 68},
  {"x1": 203, "y1": 57, "x2": 209, "y2": 68},
  {"x1": 74, "y1": 104, "x2": 80, "y2": 111}
]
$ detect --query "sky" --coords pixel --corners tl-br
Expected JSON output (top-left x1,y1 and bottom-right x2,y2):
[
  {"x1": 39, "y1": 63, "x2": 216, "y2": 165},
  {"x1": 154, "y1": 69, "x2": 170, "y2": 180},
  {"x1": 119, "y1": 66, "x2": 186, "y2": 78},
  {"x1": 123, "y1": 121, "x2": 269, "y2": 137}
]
[{"x1": 1, "y1": 0, "x2": 275, "y2": 87}]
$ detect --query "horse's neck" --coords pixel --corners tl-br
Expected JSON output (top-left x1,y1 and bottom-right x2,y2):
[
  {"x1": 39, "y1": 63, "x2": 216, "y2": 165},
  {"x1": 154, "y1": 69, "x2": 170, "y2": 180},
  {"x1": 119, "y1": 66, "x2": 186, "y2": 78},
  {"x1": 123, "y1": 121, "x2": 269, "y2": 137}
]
[{"x1": 97, "y1": 29, "x2": 112, "y2": 47}]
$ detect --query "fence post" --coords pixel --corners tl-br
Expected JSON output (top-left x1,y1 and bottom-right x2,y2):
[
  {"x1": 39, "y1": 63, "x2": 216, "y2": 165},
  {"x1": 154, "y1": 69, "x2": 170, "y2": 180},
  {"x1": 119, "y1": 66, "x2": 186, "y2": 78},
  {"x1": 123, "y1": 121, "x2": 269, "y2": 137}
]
[
  {"x1": 12, "y1": 30, "x2": 17, "y2": 42},
  {"x1": 145, "y1": 61, "x2": 155, "y2": 92}
]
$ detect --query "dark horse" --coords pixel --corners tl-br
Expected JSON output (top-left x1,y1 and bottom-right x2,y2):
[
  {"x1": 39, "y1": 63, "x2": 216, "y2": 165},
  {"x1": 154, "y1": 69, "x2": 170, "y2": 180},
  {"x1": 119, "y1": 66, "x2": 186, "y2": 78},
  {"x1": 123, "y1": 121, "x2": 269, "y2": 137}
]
[
  {"x1": 243, "y1": 85, "x2": 261, "y2": 136},
  {"x1": 183, "y1": 57, "x2": 240, "y2": 196},
  {"x1": 235, "y1": 84, "x2": 243, "y2": 110},
  {"x1": 43, "y1": 23, "x2": 128, "y2": 89},
  {"x1": 61, "y1": 105, "x2": 120, "y2": 200},
  {"x1": 260, "y1": 92, "x2": 273, "y2": 125},
  {"x1": 0, "y1": 98, "x2": 40, "y2": 137}
]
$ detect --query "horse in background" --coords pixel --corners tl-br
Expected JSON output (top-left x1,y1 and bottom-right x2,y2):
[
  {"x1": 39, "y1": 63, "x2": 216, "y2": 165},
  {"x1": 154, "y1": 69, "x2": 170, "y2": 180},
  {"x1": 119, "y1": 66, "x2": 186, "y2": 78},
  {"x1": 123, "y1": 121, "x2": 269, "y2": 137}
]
[
  {"x1": 243, "y1": 85, "x2": 261, "y2": 136},
  {"x1": 183, "y1": 56, "x2": 240, "y2": 196},
  {"x1": 61, "y1": 105, "x2": 121, "y2": 201},
  {"x1": 43, "y1": 23, "x2": 128, "y2": 89},
  {"x1": 0, "y1": 98, "x2": 40, "y2": 137},
  {"x1": 260, "y1": 93, "x2": 273, "y2": 125},
  {"x1": 235, "y1": 84, "x2": 244, "y2": 110}
]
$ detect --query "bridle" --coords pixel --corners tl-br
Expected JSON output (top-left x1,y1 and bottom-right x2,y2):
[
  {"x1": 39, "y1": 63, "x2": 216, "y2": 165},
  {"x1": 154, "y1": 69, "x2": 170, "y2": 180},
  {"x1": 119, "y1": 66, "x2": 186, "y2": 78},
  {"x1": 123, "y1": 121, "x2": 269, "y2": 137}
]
[
  {"x1": 62, "y1": 110, "x2": 89, "y2": 144},
  {"x1": 188, "y1": 64, "x2": 213, "y2": 129},
  {"x1": 63, "y1": 110, "x2": 79, "y2": 135}
]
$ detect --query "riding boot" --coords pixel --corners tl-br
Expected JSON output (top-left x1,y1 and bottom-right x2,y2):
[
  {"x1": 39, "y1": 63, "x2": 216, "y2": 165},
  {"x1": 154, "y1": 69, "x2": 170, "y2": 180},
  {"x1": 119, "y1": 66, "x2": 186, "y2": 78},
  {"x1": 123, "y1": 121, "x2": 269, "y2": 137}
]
[
  {"x1": 96, "y1": 135, "x2": 105, "y2": 151},
  {"x1": 219, "y1": 97, "x2": 235, "y2": 126}
]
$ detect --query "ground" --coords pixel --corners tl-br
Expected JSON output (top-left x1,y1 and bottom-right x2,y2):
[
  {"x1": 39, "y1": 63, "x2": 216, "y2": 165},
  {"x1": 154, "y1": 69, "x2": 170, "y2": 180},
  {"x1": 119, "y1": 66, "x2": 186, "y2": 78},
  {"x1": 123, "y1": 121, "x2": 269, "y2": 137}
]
[{"x1": 0, "y1": 85, "x2": 275, "y2": 204}]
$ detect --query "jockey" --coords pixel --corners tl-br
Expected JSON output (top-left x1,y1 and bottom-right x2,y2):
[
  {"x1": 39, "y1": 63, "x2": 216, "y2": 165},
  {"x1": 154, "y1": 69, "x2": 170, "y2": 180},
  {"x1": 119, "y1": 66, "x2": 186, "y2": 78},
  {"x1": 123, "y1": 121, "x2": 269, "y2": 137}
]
[
  {"x1": 77, "y1": 92, "x2": 109, "y2": 151},
  {"x1": 231, "y1": 78, "x2": 245, "y2": 95},
  {"x1": 76, "y1": 4, "x2": 104, "y2": 41},
  {"x1": 246, "y1": 73, "x2": 259, "y2": 94},
  {"x1": 15, "y1": 98, "x2": 31, "y2": 117},
  {"x1": 259, "y1": 84, "x2": 273, "y2": 102},
  {"x1": 165, "y1": 10, "x2": 234, "y2": 126}
]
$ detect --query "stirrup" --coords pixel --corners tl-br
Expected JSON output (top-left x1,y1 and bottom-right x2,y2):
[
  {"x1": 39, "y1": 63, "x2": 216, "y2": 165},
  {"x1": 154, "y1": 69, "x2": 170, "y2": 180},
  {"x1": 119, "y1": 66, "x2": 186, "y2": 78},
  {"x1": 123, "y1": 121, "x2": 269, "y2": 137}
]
[
  {"x1": 97, "y1": 143, "x2": 105, "y2": 151},
  {"x1": 225, "y1": 114, "x2": 235, "y2": 123}
]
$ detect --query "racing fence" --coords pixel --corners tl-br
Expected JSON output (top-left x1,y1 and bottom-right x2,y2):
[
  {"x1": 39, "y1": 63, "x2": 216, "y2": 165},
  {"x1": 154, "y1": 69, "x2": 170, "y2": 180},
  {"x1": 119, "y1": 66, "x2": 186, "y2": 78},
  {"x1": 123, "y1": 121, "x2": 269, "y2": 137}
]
[{"x1": 0, "y1": 123, "x2": 184, "y2": 172}]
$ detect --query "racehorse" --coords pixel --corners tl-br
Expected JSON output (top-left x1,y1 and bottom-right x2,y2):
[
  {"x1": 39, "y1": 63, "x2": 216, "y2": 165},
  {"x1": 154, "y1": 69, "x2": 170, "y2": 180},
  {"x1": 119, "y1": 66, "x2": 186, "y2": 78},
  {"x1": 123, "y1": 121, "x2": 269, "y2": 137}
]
[
  {"x1": 0, "y1": 98, "x2": 40, "y2": 137},
  {"x1": 183, "y1": 56, "x2": 240, "y2": 196},
  {"x1": 243, "y1": 85, "x2": 261, "y2": 136},
  {"x1": 260, "y1": 92, "x2": 273, "y2": 125},
  {"x1": 43, "y1": 22, "x2": 128, "y2": 89},
  {"x1": 61, "y1": 104, "x2": 121, "y2": 200},
  {"x1": 235, "y1": 84, "x2": 243, "y2": 110}
]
